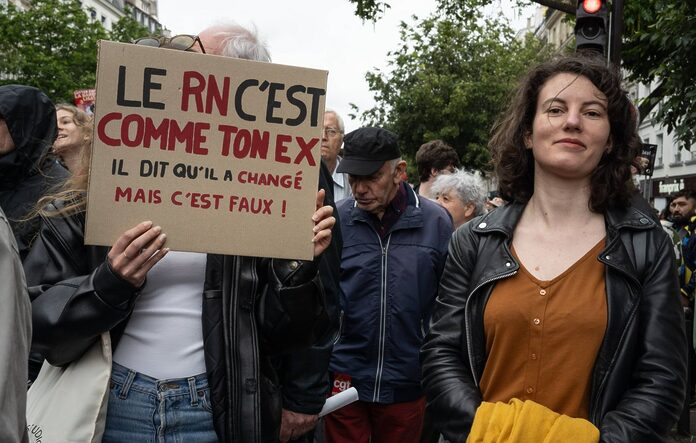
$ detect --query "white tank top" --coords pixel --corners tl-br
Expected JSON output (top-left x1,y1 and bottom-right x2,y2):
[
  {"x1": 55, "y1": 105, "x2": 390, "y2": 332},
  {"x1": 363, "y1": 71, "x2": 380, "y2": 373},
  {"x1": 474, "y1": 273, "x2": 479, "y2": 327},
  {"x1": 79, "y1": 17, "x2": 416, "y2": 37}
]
[{"x1": 112, "y1": 251, "x2": 207, "y2": 379}]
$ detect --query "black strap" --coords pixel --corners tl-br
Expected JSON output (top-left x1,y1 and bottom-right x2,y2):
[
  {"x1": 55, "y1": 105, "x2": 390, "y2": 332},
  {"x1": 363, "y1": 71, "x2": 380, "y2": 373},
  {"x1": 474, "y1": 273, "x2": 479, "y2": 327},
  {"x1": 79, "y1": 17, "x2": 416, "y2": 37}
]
[{"x1": 632, "y1": 231, "x2": 647, "y2": 282}]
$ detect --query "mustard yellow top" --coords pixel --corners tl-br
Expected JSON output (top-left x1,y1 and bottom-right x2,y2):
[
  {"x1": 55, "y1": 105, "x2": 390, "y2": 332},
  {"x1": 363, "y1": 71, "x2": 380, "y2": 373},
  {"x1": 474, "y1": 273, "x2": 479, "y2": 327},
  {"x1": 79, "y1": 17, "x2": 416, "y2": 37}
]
[{"x1": 480, "y1": 239, "x2": 607, "y2": 419}]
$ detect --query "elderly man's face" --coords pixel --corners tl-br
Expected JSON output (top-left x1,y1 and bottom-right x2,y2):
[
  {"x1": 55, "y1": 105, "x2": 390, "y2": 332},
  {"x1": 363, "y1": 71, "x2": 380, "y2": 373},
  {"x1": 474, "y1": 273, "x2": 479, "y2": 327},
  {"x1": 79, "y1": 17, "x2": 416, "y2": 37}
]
[
  {"x1": 321, "y1": 112, "x2": 343, "y2": 165},
  {"x1": 349, "y1": 160, "x2": 405, "y2": 219},
  {"x1": 0, "y1": 119, "x2": 15, "y2": 155}
]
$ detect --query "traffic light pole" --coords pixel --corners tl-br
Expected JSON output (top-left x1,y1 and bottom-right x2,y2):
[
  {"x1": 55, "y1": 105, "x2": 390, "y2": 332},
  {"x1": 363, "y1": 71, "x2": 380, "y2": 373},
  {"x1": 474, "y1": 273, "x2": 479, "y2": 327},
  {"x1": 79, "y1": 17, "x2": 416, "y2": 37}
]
[{"x1": 608, "y1": 0, "x2": 624, "y2": 66}]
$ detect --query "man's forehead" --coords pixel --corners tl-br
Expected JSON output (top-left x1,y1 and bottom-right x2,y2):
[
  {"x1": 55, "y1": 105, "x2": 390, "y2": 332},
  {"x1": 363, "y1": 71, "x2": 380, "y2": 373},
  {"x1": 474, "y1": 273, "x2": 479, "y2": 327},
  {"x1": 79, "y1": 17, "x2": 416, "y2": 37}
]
[
  {"x1": 194, "y1": 32, "x2": 214, "y2": 54},
  {"x1": 323, "y1": 112, "x2": 338, "y2": 125},
  {"x1": 674, "y1": 196, "x2": 696, "y2": 205}
]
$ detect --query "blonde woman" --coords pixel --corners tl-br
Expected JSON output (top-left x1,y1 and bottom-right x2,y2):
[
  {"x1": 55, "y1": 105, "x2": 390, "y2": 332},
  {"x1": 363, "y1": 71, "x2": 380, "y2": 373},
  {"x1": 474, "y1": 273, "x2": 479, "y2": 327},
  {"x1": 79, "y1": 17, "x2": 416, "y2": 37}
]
[{"x1": 53, "y1": 104, "x2": 91, "y2": 173}]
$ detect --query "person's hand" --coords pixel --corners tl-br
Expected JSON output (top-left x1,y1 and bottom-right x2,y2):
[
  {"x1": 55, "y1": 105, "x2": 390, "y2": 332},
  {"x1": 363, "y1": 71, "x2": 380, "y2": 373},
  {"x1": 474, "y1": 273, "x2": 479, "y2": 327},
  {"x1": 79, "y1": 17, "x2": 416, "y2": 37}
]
[
  {"x1": 107, "y1": 221, "x2": 169, "y2": 287},
  {"x1": 312, "y1": 189, "x2": 335, "y2": 257},
  {"x1": 279, "y1": 409, "x2": 318, "y2": 443},
  {"x1": 681, "y1": 294, "x2": 691, "y2": 308}
]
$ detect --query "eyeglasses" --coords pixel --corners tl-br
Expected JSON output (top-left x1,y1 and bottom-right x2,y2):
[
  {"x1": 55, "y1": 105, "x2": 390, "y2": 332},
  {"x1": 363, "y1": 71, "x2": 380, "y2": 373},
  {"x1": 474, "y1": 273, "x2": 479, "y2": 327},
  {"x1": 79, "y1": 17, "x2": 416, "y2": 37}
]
[
  {"x1": 322, "y1": 127, "x2": 342, "y2": 137},
  {"x1": 134, "y1": 34, "x2": 206, "y2": 54}
]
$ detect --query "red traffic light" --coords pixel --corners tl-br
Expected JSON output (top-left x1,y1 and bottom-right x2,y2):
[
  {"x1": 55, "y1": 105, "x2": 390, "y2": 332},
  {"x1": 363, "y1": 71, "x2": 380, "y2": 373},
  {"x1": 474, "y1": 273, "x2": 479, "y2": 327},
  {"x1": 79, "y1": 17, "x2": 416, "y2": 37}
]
[{"x1": 582, "y1": 0, "x2": 603, "y2": 14}]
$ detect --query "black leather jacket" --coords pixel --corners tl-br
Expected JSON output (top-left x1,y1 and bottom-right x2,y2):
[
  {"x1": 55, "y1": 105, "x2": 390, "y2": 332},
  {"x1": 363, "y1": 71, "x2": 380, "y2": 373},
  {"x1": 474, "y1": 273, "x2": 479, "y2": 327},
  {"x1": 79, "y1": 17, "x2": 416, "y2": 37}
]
[
  {"x1": 421, "y1": 200, "x2": 687, "y2": 443},
  {"x1": 272, "y1": 161, "x2": 342, "y2": 424},
  {"x1": 24, "y1": 202, "x2": 328, "y2": 443}
]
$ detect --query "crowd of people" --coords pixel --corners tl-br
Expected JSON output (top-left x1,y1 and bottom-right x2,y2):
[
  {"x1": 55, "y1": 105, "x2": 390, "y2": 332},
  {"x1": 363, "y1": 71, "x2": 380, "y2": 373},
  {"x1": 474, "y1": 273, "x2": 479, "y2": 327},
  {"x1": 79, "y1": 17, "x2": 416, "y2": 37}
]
[{"x1": 0, "y1": 20, "x2": 690, "y2": 443}]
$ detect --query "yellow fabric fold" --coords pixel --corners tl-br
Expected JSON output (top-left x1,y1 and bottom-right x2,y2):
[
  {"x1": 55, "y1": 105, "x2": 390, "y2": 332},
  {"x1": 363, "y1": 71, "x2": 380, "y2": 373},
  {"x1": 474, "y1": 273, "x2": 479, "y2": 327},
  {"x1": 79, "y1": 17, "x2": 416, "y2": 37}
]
[{"x1": 466, "y1": 398, "x2": 599, "y2": 443}]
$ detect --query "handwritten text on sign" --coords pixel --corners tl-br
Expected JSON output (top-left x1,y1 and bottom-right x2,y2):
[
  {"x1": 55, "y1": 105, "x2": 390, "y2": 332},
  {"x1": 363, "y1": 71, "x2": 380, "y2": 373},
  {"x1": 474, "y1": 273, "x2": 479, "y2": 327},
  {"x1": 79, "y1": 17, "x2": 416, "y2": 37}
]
[{"x1": 85, "y1": 41, "x2": 328, "y2": 260}]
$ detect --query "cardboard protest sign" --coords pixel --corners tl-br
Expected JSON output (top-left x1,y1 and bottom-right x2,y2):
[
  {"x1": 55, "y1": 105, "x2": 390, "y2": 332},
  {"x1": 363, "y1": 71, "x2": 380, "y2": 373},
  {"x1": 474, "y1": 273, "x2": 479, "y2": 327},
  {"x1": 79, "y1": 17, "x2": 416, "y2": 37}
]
[
  {"x1": 73, "y1": 88, "x2": 96, "y2": 115},
  {"x1": 85, "y1": 41, "x2": 327, "y2": 260}
]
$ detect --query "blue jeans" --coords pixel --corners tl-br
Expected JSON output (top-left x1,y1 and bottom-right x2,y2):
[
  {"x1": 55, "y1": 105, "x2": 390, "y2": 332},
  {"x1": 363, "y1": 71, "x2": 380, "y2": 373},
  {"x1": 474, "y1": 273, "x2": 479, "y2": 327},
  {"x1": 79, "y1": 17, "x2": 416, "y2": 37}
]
[{"x1": 102, "y1": 362, "x2": 218, "y2": 443}]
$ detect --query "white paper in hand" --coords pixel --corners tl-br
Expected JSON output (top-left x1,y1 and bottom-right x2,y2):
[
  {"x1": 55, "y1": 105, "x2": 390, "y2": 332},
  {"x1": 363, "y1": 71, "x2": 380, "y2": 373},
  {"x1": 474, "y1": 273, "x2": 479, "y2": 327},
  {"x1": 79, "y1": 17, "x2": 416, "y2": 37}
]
[{"x1": 319, "y1": 387, "x2": 359, "y2": 417}]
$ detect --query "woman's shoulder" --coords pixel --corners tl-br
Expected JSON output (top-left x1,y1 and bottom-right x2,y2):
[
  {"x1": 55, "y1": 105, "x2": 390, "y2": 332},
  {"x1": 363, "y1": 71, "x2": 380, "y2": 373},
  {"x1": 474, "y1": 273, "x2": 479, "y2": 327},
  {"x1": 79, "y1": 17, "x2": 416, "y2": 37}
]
[{"x1": 39, "y1": 196, "x2": 87, "y2": 239}]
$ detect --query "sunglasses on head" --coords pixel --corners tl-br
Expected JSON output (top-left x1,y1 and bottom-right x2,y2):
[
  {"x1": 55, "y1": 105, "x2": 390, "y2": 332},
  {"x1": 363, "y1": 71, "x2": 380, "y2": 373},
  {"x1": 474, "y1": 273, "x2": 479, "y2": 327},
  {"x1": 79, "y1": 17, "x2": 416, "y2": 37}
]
[{"x1": 134, "y1": 34, "x2": 206, "y2": 54}]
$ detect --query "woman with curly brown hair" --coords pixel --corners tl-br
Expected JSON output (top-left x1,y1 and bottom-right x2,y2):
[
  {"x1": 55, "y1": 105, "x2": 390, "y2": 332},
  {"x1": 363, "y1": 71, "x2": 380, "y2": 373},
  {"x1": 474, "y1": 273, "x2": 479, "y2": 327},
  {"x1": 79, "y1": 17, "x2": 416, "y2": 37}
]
[{"x1": 421, "y1": 53, "x2": 687, "y2": 442}]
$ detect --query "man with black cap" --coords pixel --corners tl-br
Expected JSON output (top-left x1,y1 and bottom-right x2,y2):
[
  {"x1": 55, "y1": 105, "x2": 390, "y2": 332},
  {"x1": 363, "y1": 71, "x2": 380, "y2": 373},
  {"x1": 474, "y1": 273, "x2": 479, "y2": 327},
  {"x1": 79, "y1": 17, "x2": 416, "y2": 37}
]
[{"x1": 325, "y1": 127, "x2": 452, "y2": 443}]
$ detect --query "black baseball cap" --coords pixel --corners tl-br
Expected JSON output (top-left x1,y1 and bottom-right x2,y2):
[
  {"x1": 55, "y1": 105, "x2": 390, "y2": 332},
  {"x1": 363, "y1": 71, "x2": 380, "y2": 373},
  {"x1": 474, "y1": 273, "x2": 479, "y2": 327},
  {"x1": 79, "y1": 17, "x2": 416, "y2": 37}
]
[{"x1": 337, "y1": 127, "x2": 400, "y2": 176}]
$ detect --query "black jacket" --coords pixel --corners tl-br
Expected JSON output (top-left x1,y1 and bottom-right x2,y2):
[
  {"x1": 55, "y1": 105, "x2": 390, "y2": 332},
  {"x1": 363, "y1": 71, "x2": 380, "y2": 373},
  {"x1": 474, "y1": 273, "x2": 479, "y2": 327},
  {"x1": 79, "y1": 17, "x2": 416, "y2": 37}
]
[
  {"x1": 24, "y1": 202, "x2": 329, "y2": 443},
  {"x1": 272, "y1": 161, "x2": 342, "y2": 423},
  {"x1": 421, "y1": 200, "x2": 687, "y2": 443},
  {"x1": 0, "y1": 85, "x2": 68, "y2": 260}
]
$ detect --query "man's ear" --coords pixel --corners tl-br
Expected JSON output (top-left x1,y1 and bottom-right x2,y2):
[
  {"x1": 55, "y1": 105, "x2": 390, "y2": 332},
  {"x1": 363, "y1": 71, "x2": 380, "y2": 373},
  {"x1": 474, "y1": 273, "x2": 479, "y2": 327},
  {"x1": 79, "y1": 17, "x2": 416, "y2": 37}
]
[
  {"x1": 430, "y1": 167, "x2": 439, "y2": 178},
  {"x1": 394, "y1": 160, "x2": 407, "y2": 183}
]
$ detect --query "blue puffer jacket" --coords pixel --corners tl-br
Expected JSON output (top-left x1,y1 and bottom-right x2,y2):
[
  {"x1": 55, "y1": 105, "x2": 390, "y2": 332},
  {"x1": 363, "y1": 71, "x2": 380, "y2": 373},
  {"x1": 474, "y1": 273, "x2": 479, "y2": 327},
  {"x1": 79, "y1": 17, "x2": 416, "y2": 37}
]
[{"x1": 330, "y1": 184, "x2": 452, "y2": 403}]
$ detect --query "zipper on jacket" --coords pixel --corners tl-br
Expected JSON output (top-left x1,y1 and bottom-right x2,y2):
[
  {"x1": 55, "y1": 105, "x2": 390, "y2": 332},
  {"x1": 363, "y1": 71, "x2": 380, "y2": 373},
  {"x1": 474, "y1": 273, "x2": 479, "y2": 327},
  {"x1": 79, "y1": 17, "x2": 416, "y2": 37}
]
[
  {"x1": 464, "y1": 270, "x2": 517, "y2": 388},
  {"x1": 247, "y1": 257, "x2": 261, "y2": 441},
  {"x1": 372, "y1": 233, "x2": 392, "y2": 402},
  {"x1": 589, "y1": 254, "x2": 641, "y2": 423},
  {"x1": 223, "y1": 255, "x2": 237, "y2": 441}
]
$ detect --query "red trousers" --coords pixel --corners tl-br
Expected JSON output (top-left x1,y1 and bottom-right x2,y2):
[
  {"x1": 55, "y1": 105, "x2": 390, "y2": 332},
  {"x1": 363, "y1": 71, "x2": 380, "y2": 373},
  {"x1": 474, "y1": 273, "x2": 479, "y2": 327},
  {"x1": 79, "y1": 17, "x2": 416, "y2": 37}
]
[{"x1": 324, "y1": 397, "x2": 426, "y2": 443}]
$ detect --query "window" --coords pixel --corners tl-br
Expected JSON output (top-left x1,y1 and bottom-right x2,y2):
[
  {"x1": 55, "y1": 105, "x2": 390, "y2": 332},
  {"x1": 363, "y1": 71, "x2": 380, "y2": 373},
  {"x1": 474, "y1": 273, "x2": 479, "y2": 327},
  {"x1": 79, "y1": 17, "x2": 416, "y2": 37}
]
[
  {"x1": 674, "y1": 143, "x2": 682, "y2": 163},
  {"x1": 656, "y1": 133, "x2": 663, "y2": 165},
  {"x1": 89, "y1": 8, "x2": 97, "y2": 19},
  {"x1": 101, "y1": 15, "x2": 106, "y2": 24}
]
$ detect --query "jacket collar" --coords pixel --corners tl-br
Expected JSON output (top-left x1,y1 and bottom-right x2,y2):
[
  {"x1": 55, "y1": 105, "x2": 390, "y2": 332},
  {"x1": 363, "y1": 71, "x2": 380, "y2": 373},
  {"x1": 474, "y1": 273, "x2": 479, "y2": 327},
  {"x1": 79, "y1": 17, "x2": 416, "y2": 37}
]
[
  {"x1": 332, "y1": 157, "x2": 348, "y2": 187},
  {"x1": 471, "y1": 195, "x2": 656, "y2": 284},
  {"x1": 346, "y1": 184, "x2": 423, "y2": 231},
  {"x1": 472, "y1": 196, "x2": 657, "y2": 239}
]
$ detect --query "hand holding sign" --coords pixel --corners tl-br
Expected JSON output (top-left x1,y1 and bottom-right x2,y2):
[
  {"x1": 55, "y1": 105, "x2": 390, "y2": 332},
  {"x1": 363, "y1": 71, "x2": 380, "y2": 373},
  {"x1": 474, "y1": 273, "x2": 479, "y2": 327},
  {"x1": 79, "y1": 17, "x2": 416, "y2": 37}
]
[
  {"x1": 107, "y1": 220, "x2": 170, "y2": 287},
  {"x1": 87, "y1": 42, "x2": 328, "y2": 260},
  {"x1": 311, "y1": 188, "x2": 335, "y2": 257}
]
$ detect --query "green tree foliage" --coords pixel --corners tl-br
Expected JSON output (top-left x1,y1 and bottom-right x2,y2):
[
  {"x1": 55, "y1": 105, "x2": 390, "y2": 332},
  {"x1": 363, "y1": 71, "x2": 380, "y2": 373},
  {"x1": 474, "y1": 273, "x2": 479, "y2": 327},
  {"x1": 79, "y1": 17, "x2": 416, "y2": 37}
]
[
  {"x1": 350, "y1": 0, "x2": 696, "y2": 152},
  {"x1": 0, "y1": 0, "x2": 106, "y2": 102},
  {"x1": 348, "y1": 0, "x2": 540, "y2": 22},
  {"x1": 354, "y1": 11, "x2": 549, "y2": 171},
  {"x1": 0, "y1": 0, "x2": 151, "y2": 103},
  {"x1": 346, "y1": 0, "x2": 390, "y2": 21},
  {"x1": 623, "y1": 1, "x2": 696, "y2": 146}
]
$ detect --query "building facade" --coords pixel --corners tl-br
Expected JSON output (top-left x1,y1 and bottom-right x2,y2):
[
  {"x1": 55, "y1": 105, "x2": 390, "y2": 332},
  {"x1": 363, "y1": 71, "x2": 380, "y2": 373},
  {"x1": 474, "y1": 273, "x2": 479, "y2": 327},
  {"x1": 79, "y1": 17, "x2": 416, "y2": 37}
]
[
  {"x1": 4, "y1": 0, "x2": 162, "y2": 32},
  {"x1": 122, "y1": 0, "x2": 160, "y2": 33},
  {"x1": 629, "y1": 81, "x2": 696, "y2": 212},
  {"x1": 533, "y1": 7, "x2": 573, "y2": 52}
]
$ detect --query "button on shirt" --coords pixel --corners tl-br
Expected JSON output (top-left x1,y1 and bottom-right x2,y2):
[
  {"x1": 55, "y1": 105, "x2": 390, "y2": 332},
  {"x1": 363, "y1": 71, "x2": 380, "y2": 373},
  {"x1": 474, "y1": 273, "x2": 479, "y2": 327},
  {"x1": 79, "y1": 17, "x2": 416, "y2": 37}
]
[{"x1": 479, "y1": 239, "x2": 607, "y2": 419}]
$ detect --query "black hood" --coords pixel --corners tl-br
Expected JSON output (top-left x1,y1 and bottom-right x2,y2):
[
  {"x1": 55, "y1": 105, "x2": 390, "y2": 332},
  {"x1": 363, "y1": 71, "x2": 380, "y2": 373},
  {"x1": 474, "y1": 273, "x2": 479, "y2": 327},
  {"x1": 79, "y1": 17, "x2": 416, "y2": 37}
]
[{"x1": 0, "y1": 85, "x2": 57, "y2": 189}]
